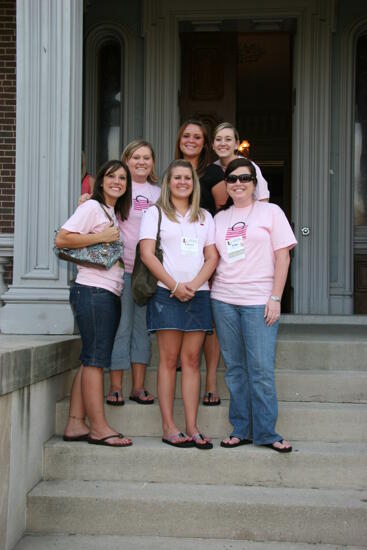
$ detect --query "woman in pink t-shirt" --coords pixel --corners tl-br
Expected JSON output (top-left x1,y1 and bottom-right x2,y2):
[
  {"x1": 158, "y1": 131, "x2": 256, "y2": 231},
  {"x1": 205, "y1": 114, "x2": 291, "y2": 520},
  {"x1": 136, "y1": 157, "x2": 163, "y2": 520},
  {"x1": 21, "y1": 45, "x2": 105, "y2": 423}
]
[
  {"x1": 139, "y1": 159, "x2": 218, "y2": 449},
  {"x1": 107, "y1": 140, "x2": 161, "y2": 407},
  {"x1": 175, "y1": 120, "x2": 224, "y2": 406},
  {"x1": 211, "y1": 157, "x2": 296, "y2": 453},
  {"x1": 55, "y1": 160, "x2": 132, "y2": 448}
]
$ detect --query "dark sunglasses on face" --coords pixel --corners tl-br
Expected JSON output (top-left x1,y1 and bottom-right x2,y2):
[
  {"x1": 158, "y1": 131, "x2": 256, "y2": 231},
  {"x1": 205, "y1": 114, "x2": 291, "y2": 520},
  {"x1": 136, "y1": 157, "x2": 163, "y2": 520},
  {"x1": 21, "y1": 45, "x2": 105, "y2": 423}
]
[{"x1": 225, "y1": 174, "x2": 254, "y2": 184}]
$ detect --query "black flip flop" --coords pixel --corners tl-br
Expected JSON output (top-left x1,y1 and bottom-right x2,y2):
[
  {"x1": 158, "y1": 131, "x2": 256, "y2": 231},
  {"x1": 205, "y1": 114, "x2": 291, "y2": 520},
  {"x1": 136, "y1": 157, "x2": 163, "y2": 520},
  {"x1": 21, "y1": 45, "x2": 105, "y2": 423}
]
[
  {"x1": 191, "y1": 433, "x2": 213, "y2": 450},
  {"x1": 129, "y1": 389, "x2": 154, "y2": 405},
  {"x1": 63, "y1": 433, "x2": 89, "y2": 442},
  {"x1": 106, "y1": 391, "x2": 125, "y2": 406},
  {"x1": 162, "y1": 432, "x2": 194, "y2": 448},
  {"x1": 220, "y1": 436, "x2": 252, "y2": 448},
  {"x1": 264, "y1": 440, "x2": 292, "y2": 453},
  {"x1": 88, "y1": 433, "x2": 133, "y2": 447},
  {"x1": 202, "y1": 391, "x2": 221, "y2": 406}
]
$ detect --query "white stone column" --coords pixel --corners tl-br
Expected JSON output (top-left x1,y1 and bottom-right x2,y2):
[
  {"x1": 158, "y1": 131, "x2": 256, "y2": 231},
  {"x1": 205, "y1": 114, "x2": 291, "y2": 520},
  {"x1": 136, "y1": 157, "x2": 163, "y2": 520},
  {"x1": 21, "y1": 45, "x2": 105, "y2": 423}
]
[{"x1": 0, "y1": 0, "x2": 83, "y2": 334}]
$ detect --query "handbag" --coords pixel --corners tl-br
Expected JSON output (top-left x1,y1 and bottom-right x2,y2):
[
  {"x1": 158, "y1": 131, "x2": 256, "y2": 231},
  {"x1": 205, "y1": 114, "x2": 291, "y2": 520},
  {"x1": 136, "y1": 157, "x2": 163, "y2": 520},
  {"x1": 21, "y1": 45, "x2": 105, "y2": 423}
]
[
  {"x1": 131, "y1": 205, "x2": 163, "y2": 305},
  {"x1": 54, "y1": 204, "x2": 124, "y2": 270}
]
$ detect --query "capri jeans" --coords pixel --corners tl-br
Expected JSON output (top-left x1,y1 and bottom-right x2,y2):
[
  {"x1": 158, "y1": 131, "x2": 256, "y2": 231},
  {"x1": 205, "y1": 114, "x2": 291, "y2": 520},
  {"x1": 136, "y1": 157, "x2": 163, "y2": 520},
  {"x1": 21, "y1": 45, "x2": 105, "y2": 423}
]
[
  {"x1": 211, "y1": 299, "x2": 282, "y2": 445},
  {"x1": 110, "y1": 272, "x2": 151, "y2": 371},
  {"x1": 70, "y1": 283, "x2": 121, "y2": 370}
]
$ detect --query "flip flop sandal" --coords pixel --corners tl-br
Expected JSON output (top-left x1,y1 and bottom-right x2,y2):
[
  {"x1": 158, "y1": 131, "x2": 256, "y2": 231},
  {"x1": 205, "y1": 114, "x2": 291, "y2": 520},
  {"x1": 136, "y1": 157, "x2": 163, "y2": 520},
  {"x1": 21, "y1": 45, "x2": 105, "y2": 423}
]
[
  {"x1": 63, "y1": 433, "x2": 90, "y2": 442},
  {"x1": 129, "y1": 389, "x2": 155, "y2": 405},
  {"x1": 106, "y1": 391, "x2": 125, "y2": 406},
  {"x1": 191, "y1": 432, "x2": 213, "y2": 450},
  {"x1": 202, "y1": 391, "x2": 221, "y2": 406},
  {"x1": 88, "y1": 433, "x2": 133, "y2": 447},
  {"x1": 220, "y1": 436, "x2": 252, "y2": 448},
  {"x1": 264, "y1": 440, "x2": 292, "y2": 453},
  {"x1": 162, "y1": 432, "x2": 194, "y2": 448}
]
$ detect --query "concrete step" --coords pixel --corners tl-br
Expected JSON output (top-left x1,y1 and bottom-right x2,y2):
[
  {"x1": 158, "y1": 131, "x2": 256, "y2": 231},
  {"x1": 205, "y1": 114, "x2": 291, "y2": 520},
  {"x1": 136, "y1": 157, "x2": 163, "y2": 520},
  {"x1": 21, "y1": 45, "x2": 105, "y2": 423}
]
[
  {"x1": 107, "y1": 369, "x2": 367, "y2": 403},
  {"x1": 56, "y1": 399, "x2": 367, "y2": 442},
  {"x1": 27, "y1": 480, "x2": 367, "y2": 546},
  {"x1": 144, "y1": 325, "x2": 367, "y2": 372},
  {"x1": 14, "y1": 534, "x2": 367, "y2": 550},
  {"x1": 44, "y1": 437, "x2": 367, "y2": 491}
]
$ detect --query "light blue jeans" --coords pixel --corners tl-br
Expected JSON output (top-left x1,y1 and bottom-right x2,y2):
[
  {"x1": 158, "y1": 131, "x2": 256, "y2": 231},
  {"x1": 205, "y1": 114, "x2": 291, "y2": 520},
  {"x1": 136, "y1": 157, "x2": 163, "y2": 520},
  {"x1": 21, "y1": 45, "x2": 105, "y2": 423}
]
[
  {"x1": 110, "y1": 273, "x2": 151, "y2": 371},
  {"x1": 211, "y1": 299, "x2": 282, "y2": 445}
]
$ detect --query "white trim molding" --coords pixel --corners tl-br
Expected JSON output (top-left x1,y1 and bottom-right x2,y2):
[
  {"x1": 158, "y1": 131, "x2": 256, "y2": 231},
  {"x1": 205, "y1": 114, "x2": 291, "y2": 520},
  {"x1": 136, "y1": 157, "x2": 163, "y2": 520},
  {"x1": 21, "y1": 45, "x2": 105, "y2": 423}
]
[
  {"x1": 142, "y1": 0, "x2": 336, "y2": 313},
  {"x1": 84, "y1": 22, "x2": 137, "y2": 175},
  {"x1": 0, "y1": 0, "x2": 83, "y2": 334}
]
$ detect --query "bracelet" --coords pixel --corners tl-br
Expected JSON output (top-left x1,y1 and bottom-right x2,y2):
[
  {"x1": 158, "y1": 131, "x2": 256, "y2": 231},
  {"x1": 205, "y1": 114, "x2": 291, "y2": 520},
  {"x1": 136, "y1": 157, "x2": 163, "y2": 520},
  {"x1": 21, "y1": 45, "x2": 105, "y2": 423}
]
[
  {"x1": 270, "y1": 295, "x2": 281, "y2": 302},
  {"x1": 171, "y1": 281, "x2": 179, "y2": 295}
]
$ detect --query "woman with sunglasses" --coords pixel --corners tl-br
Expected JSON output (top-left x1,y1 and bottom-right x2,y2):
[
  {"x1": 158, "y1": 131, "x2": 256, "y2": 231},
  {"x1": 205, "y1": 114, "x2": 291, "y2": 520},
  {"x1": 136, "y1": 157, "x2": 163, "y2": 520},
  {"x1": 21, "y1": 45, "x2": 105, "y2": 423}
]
[
  {"x1": 175, "y1": 120, "x2": 224, "y2": 406},
  {"x1": 139, "y1": 159, "x2": 218, "y2": 448},
  {"x1": 211, "y1": 157, "x2": 296, "y2": 452},
  {"x1": 56, "y1": 160, "x2": 133, "y2": 448}
]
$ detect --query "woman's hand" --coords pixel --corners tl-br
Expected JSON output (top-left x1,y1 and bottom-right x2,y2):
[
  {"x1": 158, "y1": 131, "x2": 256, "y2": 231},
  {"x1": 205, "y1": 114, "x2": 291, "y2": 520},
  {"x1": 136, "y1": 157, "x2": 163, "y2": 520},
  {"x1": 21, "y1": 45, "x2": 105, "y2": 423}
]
[
  {"x1": 171, "y1": 282, "x2": 195, "y2": 302},
  {"x1": 264, "y1": 299, "x2": 281, "y2": 326},
  {"x1": 99, "y1": 223, "x2": 120, "y2": 243},
  {"x1": 78, "y1": 193, "x2": 91, "y2": 206}
]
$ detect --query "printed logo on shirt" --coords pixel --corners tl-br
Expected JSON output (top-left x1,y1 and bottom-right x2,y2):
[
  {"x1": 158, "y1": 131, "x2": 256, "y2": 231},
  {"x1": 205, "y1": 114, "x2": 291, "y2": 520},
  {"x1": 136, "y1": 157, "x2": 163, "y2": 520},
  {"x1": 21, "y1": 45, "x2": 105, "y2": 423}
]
[
  {"x1": 133, "y1": 194, "x2": 150, "y2": 212},
  {"x1": 225, "y1": 221, "x2": 247, "y2": 241}
]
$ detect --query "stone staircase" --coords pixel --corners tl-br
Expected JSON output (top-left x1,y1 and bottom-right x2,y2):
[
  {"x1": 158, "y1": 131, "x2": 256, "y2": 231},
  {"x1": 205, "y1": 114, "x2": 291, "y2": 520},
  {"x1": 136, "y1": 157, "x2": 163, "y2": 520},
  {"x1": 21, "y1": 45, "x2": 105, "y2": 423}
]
[{"x1": 15, "y1": 323, "x2": 367, "y2": 549}]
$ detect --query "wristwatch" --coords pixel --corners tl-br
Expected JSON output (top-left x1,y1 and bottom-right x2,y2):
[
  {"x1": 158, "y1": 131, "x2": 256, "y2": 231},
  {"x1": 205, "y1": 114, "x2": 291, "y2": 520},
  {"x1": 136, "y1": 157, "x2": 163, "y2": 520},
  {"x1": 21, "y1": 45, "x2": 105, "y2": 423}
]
[{"x1": 270, "y1": 295, "x2": 281, "y2": 302}]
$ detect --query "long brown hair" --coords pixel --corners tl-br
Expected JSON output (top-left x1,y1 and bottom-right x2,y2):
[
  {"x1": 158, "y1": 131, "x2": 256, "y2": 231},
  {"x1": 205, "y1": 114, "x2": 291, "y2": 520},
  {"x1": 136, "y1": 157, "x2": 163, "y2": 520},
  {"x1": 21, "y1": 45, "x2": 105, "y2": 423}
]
[
  {"x1": 92, "y1": 160, "x2": 132, "y2": 220},
  {"x1": 174, "y1": 119, "x2": 209, "y2": 178}
]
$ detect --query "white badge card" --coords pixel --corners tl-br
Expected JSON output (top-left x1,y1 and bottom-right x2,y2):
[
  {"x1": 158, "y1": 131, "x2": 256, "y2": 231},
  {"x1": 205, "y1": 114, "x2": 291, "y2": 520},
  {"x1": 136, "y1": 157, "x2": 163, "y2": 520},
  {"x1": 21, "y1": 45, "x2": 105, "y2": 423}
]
[
  {"x1": 226, "y1": 236, "x2": 246, "y2": 263},
  {"x1": 181, "y1": 236, "x2": 199, "y2": 256}
]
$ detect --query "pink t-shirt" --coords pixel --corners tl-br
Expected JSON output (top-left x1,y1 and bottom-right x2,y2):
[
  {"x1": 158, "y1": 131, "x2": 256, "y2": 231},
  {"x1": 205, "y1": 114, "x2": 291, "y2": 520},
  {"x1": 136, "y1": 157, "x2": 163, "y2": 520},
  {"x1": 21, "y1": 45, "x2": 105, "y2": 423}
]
[
  {"x1": 214, "y1": 158, "x2": 270, "y2": 201},
  {"x1": 139, "y1": 206, "x2": 215, "y2": 291},
  {"x1": 62, "y1": 199, "x2": 124, "y2": 296},
  {"x1": 119, "y1": 181, "x2": 161, "y2": 273},
  {"x1": 211, "y1": 202, "x2": 297, "y2": 305}
]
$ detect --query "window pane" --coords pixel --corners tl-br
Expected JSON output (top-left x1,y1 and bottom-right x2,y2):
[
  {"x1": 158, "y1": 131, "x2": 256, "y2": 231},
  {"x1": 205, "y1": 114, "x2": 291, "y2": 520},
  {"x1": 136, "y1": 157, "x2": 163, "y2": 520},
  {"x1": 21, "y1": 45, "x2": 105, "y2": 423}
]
[
  {"x1": 354, "y1": 34, "x2": 367, "y2": 226},
  {"x1": 97, "y1": 41, "x2": 121, "y2": 167}
]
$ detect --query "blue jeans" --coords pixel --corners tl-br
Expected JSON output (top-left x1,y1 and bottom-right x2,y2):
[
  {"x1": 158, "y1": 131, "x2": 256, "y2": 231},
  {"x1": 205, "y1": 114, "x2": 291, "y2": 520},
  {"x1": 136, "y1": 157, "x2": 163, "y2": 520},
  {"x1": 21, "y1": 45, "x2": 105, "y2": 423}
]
[
  {"x1": 211, "y1": 299, "x2": 282, "y2": 445},
  {"x1": 70, "y1": 283, "x2": 121, "y2": 369},
  {"x1": 110, "y1": 273, "x2": 151, "y2": 371}
]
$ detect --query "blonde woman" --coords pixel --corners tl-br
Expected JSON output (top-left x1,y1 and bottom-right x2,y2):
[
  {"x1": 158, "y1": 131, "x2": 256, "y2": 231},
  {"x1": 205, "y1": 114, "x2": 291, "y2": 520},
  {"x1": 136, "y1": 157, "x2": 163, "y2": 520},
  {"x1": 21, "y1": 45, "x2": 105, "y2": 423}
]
[
  {"x1": 107, "y1": 140, "x2": 161, "y2": 405},
  {"x1": 139, "y1": 160, "x2": 218, "y2": 449}
]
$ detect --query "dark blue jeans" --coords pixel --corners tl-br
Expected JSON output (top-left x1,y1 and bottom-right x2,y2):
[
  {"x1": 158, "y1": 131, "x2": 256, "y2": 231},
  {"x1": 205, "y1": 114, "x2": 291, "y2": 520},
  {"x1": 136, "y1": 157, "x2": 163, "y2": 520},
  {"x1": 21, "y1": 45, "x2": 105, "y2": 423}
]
[
  {"x1": 211, "y1": 299, "x2": 282, "y2": 445},
  {"x1": 70, "y1": 283, "x2": 121, "y2": 369}
]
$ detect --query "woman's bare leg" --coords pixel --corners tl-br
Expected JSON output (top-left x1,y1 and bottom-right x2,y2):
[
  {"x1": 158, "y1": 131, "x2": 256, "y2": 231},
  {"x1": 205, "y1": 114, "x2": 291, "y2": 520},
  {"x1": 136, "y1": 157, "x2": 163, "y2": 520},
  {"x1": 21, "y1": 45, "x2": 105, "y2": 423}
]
[
  {"x1": 81, "y1": 366, "x2": 131, "y2": 445},
  {"x1": 180, "y1": 331, "x2": 205, "y2": 435},
  {"x1": 64, "y1": 366, "x2": 89, "y2": 438},
  {"x1": 203, "y1": 330, "x2": 221, "y2": 403},
  {"x1": 156, "y1": 330, "x2": 185, "y2": 439}
]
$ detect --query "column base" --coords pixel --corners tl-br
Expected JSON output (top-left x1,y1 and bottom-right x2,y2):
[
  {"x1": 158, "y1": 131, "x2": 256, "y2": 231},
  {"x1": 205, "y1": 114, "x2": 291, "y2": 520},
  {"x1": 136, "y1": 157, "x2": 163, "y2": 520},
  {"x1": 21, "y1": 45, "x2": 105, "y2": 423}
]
[{"x1": 0, "y1": 286, "x2": 76, "y2": 334}]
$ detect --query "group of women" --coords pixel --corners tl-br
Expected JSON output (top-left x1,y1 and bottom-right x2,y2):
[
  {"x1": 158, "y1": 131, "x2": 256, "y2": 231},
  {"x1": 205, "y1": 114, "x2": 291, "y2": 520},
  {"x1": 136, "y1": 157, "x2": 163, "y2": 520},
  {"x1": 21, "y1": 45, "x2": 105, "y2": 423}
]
[{"x1": 56, "y1": 120, "x2": 296, "y2": 452}]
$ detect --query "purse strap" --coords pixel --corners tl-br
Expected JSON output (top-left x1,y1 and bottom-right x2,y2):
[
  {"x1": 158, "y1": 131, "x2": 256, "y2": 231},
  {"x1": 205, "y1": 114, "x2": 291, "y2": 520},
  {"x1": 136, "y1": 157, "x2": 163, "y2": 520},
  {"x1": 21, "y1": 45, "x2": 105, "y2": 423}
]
[
  {"x1": 155, "y1": 205, "x2": 162, "y2": 248},
  {"x1": 100, "y1": 203, "x2": 114, "y2": 224}
]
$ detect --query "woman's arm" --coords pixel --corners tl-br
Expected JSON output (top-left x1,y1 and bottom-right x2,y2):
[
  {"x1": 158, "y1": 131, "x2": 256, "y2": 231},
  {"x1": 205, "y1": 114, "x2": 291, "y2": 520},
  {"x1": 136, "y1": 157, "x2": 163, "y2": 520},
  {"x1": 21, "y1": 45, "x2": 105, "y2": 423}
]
[
  {"x1": 55, "y1": 225, "x2": 119, "y2": 249},
  {"x1": 186, "y1": 244, "x2": 218, "y2": 292},
  {"x1": 264, "y1": 247, "x2": 290, "y2": 326},
  {"x1": 211, "y1": 180, "x2": 228, "y2": 210},
  {"x1": 140, "y1": 239, "x2": 196, "y2": 301}
]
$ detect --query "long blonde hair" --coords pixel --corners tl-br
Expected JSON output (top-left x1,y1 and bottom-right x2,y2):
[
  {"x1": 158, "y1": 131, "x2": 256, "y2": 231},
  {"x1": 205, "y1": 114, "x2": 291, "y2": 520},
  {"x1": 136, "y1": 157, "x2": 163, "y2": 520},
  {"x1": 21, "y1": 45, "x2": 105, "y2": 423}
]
[
  {"x1": 157, "y1": 159, "x2": 205, "y2": 223},
  {"x1": 121, "y1": 140, "x2": 159, "y2": 184}
]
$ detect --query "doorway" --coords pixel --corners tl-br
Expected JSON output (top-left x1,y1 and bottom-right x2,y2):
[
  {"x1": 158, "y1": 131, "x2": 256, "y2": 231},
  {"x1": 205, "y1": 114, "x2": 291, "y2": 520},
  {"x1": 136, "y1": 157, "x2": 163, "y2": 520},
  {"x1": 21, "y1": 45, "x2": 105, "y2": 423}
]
[{"x1": 180, "y1": 30, "x2": 294, "y2": 308}]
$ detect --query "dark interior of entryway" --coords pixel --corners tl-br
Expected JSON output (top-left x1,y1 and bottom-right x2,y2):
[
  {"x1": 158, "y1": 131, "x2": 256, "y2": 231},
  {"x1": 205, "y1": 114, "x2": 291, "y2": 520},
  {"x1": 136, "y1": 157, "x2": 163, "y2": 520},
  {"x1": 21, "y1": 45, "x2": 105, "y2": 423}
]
[{"x1": 180, "y1": 25, "x2": 294, "y2": 310}]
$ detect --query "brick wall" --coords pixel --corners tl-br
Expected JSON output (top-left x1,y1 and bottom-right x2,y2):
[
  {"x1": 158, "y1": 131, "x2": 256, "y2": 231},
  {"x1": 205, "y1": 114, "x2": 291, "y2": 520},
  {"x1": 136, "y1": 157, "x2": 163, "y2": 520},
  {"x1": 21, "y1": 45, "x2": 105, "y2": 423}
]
[{"x1": 0, "y1": 0, "x2": 16, "y2": 284}]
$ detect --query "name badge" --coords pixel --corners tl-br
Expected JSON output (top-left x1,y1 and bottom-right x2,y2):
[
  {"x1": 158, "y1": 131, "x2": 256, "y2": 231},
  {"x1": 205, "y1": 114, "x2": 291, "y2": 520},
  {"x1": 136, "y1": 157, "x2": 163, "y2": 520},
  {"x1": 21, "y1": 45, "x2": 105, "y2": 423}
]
[
  {"x1": 226, "y1": 236, "x2": 245, "y2": 263},
  {"x1": 181, "y1": 236, "x2": 199, "y2": 256}
]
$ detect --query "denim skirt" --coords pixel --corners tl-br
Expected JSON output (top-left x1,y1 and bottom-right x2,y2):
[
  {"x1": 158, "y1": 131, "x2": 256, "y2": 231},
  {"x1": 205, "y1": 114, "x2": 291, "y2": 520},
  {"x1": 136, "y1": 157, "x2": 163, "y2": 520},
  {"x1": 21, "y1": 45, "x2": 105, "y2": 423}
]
[
  {"x1": 70, "y1": 282, "x2": 121, "y2": 369},
  {"x1": 146, "y1": 286, "x2": 212, "y2": 333}
]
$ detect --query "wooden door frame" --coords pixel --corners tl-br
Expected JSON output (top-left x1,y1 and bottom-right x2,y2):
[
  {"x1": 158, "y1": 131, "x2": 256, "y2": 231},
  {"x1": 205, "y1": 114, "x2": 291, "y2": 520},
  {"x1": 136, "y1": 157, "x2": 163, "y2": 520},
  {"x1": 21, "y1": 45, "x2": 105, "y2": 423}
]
[{"x1": 142, "y1": 0, "x2": 336, "y2": 314}]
